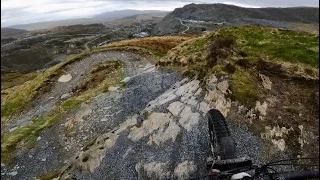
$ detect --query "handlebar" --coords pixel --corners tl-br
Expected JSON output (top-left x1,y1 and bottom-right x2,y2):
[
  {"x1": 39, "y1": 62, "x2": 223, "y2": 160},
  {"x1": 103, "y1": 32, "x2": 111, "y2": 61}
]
[{"x1": 253, "y1": 170, "x2": 319, "y2": 180}]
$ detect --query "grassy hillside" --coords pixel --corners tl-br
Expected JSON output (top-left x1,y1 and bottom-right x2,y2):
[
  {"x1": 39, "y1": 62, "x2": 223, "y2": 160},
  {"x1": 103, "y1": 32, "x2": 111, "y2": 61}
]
[
  {"x1": 40, "y1": 24, "x2": 107, "y2": 35},
  {"x1": 158, "y1": 25, "x2": 319, "y2": 162},
  {"x1": 1, "y1": 28, "x2": 28, "y2": 38},
  {"x1": 160, "y1": 26, "x2": 318, "y2": 79},
  {"x1": 104, "y1": 36, "x2": 192, "y2": 58}
]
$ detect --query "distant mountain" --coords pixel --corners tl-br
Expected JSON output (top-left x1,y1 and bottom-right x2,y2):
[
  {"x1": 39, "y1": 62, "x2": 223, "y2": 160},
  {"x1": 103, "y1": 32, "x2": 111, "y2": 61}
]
[
  {"x1": 9, "y1": 18, "x2": 99, "y2": 31},
  {"x1": 120, "y1": 14, "x2": 166, "y2": 23},
  {"x1": 94, "y1": 10, "x2": 168, "y2": 20},
  {"x1": 8, "y1": 10, "x2": 169, "y2": 31},
  {"x1": 152, "y1": 3, "x2": 319, "y2": 35},
  {"x1": 1, "y1": 28, "x2": 28, "y2": 38},
  {"x1": 121, "y1": 14, "x2": 153, "y2": 20},
  {"x1": 38, "y1": 24, "x2": 107, "y2": 35}
]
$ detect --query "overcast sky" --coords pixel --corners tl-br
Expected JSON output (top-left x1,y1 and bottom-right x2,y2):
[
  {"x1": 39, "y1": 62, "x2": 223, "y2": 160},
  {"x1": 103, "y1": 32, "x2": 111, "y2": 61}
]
[{"x1": 1, "y1": 0, "x2": 319, "y2": 27}]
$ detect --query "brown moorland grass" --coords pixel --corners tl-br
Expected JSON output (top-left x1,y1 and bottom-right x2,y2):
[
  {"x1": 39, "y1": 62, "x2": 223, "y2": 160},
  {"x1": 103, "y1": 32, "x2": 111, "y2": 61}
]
[{"x1": 104, "y1": 36, "x2": 192, "y2": 58}]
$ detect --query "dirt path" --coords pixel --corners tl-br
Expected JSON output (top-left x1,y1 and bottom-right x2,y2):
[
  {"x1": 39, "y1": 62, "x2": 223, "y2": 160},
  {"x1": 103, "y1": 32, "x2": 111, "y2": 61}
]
[
  {"x1": 176, "y1": 17, "x2": 190, "y2": 34},
  {"x1": 84, "y1": 36, "x2": 100, "y2": 50},
  {"x1": 83, "y1": 34, "x2": 112, "y2": 50},
  {"x1": 4, "y1": 51, "x2": 156, "y2": 133}
]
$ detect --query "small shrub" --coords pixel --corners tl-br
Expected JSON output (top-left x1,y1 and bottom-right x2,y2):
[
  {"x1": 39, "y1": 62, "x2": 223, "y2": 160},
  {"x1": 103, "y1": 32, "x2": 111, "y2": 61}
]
[
  {"x1": 256, "y1": 58, "x2": 283, "y2": 75},
  {"x1": 235, "y1": 58, "x2": 251, "y2": 68},
  {"x1": 231, "y1": 69, "x2": 259, "y2": 106},
  {"x1": 304, "y1": 68, "x2": 314, "y2": 76},
  {"x1": 238, "y1": 50, "x2": 248, "y2": 57},
  {"x1": 208, "y1": 36, "x2": 236, "y2": 67},
  {"x1": 213, "y1": 37, "x2": 236, "y2": 49},
  {"x1": 224, "y1": 63, "x2": 236, "y2": 73}
]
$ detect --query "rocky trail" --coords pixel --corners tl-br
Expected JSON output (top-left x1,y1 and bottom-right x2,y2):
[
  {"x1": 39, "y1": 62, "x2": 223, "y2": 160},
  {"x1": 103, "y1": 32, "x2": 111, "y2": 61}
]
[
  {"x1": 57, "y1": 77, "x2": 265, "y2": 180},
  {"x1": 1, "y1": 51, "x2": 183, "y2": 179},
  {"x1": 1, "y1": 50, "x2": 314, "y2": 179},
  {"x1": 3, "y1": 51, "x2": 155, "y2": 134}
]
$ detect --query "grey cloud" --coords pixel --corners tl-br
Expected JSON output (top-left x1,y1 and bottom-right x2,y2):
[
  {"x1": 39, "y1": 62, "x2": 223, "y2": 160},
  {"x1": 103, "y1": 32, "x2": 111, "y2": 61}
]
[{"x1": 92, "y1": 0, "x2": 319, "y2": 7}]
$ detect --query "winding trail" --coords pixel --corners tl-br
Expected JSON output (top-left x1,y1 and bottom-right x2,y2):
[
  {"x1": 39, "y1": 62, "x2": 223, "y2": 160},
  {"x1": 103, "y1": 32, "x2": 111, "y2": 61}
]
[
  {"x1": 176, "y1": 17, "x2": 190, "y2": 34},
  {"x1": 4, "y1": 51, "x2": 157, "y2": 133},
  {"x1": 83, "y1": 35, "x2": 103, "y2": 50}
]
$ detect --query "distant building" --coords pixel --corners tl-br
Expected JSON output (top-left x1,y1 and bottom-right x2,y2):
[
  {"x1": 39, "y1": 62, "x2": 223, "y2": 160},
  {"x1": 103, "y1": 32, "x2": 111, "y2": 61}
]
[
  {"x1": 214, "y1": 22, "x2": 225, "y2": 25},
  {"x1": 133, "y1": 32, "x2": 149, "y2": 38},
  {"x1": 188, "y1": 20, "x2": 205, "y2": 23}
]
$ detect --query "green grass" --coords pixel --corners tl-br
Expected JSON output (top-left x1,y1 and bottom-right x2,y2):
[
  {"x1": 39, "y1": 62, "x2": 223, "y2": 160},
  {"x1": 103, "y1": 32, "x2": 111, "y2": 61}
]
[
  {"x1": 1, "y1": 108, "x2": 64, "y2": 164},
  {"x1": 159, "y1": 25, "x2": 319, "y2": 81},
  {"x1": 153, "y1": 51, "x2": 166, "y2": 59},
  {"x1": 1, "y1": 50, "x2": 91, "y2": 120},
  {"x1": 218, "y1": 26, "x2": 319, "y2": 67},
  {"x1": 37, "y1": 170, "x2": 61, "y2": 180},
  {"x1": 188, "y1": 37, "x2": 212, "y2": 54},
  {"x1": 61, "y1": 99, "x2": 83, "y2": 110},
  {"x1": 159, "y1": 25, "x2": 319, "y2": 106},
  {"x1": 230, "y1": 68, "x2": 259, "y2": 106},
  {"x1": 211, "y1": 65, "x2": 229, "y2": 77},
  {"x1": 1, "y1": 72, "x2": 38, "y2": 90},
  {"x1": 1, "y1": 62, "x2": 124, "y2": 164}
]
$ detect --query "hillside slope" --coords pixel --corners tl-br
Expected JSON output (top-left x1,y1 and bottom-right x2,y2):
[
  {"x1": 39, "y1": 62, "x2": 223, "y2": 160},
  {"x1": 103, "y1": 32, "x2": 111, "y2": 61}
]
[
  {"x1": 39, "y1": 24, "x2": 107, "y2": 35},
  {"x1": 152, "y1": 3, "x2": 319, "y2": 35},
  {"x1": 1, "y1": 28, "x2": 28, "y2": 38}
]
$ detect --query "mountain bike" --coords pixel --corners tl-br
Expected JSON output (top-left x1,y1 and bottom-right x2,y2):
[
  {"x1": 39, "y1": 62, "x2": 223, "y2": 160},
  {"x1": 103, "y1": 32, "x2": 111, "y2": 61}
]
[{"x1": 191, "y1": 109, "x2": 319, "y2": 180}]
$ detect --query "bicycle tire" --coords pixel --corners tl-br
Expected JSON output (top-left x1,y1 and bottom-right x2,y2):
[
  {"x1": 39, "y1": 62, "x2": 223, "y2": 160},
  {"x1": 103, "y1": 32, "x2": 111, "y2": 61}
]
[{"x1": 207, "y1": 109, "x2": 236, "y2": 160}]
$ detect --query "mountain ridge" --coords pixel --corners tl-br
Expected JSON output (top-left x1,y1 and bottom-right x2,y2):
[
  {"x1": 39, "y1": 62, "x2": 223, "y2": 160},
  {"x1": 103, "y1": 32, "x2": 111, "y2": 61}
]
[
  {"x1": 7, "y1": 9, "x2": 169, "y2": 30},
  {"x1": 1, "y1": 28, "x2": 28, "y2": 38},
  {"x1": 152, "y1": 3, "x2": 319, "y2": 35}
]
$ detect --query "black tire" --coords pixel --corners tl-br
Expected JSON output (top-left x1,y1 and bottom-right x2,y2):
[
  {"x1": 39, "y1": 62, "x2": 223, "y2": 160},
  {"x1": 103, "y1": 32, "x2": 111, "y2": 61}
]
[{"x1": 207, "y1": 109, "x2": 236, "y2": 160}]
